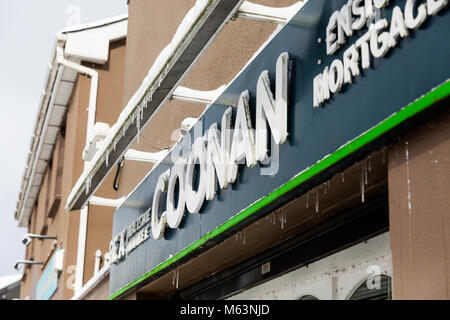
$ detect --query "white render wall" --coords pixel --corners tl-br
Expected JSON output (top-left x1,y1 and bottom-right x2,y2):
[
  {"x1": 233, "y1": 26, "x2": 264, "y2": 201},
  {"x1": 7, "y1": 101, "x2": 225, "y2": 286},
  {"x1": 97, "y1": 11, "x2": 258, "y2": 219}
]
[{"x1": 228, "y1": 232, "x2": 392, "y2": 300}]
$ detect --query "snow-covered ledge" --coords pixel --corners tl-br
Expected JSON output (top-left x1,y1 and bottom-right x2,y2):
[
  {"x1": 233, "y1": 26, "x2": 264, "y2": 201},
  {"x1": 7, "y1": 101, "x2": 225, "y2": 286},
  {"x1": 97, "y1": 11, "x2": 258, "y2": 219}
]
[
  {"x1": 171, "y1": 85, "x2": 226, "y2": 104},
  {"x1": 65, "y1": 0, "x2": 246, "y2": 212},
  {"x1": 236, "y1": 1, "x2": 305, "y2": 24}
]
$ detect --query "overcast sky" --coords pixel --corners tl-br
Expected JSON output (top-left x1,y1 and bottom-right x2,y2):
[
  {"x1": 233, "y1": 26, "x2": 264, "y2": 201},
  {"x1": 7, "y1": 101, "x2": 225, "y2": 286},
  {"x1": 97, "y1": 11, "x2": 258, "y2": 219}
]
[{"x1": 0, "y1": 0, "x2": 128, "y2": 278}]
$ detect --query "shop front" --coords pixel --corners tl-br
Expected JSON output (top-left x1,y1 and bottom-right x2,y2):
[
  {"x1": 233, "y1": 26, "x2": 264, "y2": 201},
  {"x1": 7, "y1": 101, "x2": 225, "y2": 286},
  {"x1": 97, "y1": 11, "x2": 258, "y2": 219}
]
[{"x1": 108, "y1": 0, "x2": 449, "y2": 300}]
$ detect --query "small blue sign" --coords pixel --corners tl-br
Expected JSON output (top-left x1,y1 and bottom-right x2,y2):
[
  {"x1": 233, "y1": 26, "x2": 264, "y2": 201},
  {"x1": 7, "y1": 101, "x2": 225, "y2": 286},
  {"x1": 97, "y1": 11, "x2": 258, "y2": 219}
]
[{"x1": 36, "y1": 248, "x2": 59, "y2": 300}]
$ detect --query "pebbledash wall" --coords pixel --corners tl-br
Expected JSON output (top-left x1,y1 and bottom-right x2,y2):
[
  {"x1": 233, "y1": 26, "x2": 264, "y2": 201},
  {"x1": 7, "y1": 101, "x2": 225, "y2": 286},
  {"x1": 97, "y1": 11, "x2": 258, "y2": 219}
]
[{"x1": 107, "y1": 0, "x2": 450, "y2": 300}]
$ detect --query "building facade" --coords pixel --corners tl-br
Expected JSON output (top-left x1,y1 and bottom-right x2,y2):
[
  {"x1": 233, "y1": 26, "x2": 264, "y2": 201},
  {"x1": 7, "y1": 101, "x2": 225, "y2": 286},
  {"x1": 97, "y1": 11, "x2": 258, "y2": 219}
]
[{"x1": 15, "y1": 0, "x2": 449, "y2": 300}]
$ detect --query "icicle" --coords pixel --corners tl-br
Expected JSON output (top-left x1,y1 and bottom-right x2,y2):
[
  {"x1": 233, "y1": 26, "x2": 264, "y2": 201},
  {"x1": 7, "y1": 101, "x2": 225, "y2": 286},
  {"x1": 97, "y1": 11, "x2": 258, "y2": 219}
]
[
  {"x1": 359, "y1": 164, "x2": 365, "y2": 203},
  {"x1": 361, "y1": 179, "x2": 365, "y2": 203},
  {"x1": 242, "y1": 231, "x2": 246, "y2": 245},
  {"x1": 149, "y1": 86, "x2": 155, "y2": 102},
  {"x1": 364, "y1": 159, "x2": 368, "y2": 186},
  {"x1": 136, "y1": 109, "x2": 141, "y2": 144},
  {"x1": 172, "y1": 270, "x2": 176, "y2": 285},
  {"x1": 86, "y1": 175, "x2": 92, "y2": 195},
  {"x1": 106, "y1": 151, "x2": 109, "y2": 167},
  {"x1": 139, "y1": 105, "x2": 145, "y2": 143},
  {"x1": 175, "y1": 269, "x2": 179, "y2": 289},
  {"x1": 405, "y1": 141, "x2": 410, "y2": 161},
  {"x1": 306, "y1": 193, "x2": 309, "y2": 209},
  {"x1": 280, "y1": 210, "x2": 287, "y2": 230},
  {"x1": 323, "y1": 180, "x2": 331, "y2": 194},
  {"x1": 405, "y1": 140, "x2": 413, "y2": 213},
  {"x1": 314, "y1": 189, "x2": 319, "y2": 214}
]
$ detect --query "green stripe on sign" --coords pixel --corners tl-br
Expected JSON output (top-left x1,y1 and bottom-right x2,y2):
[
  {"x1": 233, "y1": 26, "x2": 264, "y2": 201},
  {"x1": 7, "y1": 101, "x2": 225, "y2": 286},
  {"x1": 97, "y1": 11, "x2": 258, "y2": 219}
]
[{"x1": 108, "y1": 79, "x2": 450, "y2": 300}]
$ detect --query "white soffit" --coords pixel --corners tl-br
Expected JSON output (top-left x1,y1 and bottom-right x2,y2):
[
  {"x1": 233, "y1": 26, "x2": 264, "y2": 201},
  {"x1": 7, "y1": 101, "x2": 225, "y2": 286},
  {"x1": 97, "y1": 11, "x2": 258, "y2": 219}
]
[
  {"x1": 49, "y1": 105, "x2": 67, "y2": 127},
  {"x1": 40, "y1": 144, "x2": 53, "y2": 159},
  {"x1": 54, "y1": 80, "x2": 74, "y2": 106},
  {"x1": 61, "y1": 67, "x2": 78, "y2": 82}
]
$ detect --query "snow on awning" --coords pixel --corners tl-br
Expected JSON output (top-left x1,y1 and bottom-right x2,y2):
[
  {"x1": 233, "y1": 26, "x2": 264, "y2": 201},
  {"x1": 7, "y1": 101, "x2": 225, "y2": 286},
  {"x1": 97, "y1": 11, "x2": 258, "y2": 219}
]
[{"x1": 65, "y1": 0, "x2": 245, "y2": 212}]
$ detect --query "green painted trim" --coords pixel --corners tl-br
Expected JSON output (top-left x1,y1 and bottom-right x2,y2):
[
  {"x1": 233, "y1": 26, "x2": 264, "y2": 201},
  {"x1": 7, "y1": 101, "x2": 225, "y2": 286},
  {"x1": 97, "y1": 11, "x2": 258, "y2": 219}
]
[{"x1": 108, "y1": 80, "x2": 450, "y2": 300}]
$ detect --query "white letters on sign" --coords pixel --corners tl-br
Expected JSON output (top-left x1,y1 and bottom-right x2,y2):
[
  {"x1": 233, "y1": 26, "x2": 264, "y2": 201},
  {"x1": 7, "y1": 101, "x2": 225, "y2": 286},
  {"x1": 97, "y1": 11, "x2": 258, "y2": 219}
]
[
  {"x1": 205, "y1": 108, "x2": 232, "y2": 201},
  {"x1": 256, "y1": 53, "x2": 289, "y2": 162},
  {"x1": 314, "y1": 0, "x2": 447, "y2": 107},
  {"x1": 110, "y1": 53, "x2": 290, "y2": 262},
  {"x1": 151, "y1": 170, "x2": 170, "y2": 240}
]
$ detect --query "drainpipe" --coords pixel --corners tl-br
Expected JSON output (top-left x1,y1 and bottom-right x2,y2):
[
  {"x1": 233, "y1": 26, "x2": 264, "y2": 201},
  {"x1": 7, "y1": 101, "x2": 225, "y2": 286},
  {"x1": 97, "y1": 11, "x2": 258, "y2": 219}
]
[
  {"x1": 55, "y1": 44, "x2": 99, "y2": 149},
  {"x1": 55, "y1": 40, "x2": 99, "y2": 295}
]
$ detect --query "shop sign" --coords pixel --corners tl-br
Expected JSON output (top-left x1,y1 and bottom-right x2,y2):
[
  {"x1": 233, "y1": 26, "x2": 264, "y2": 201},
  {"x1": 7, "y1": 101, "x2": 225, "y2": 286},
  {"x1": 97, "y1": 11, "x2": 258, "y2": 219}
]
[
  {"x1": 314, "y1": 0, "x2": 448, "y2": 106},
  {"x1": 109, "y1": 52, "x2": 289, "y2": 264},
  {"x1": 36, "y1": 248, "x2": 60, "y2": 300},
  {"x1": 109, "y1": 0, "x2": 449, "y2": 297}
]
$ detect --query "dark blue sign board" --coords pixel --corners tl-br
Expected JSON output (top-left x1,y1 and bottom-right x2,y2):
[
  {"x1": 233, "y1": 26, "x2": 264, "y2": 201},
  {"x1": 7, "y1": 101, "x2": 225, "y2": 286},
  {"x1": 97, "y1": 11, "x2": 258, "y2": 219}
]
[{"x1": 110, "y1": 0, "x2": 449, "y2": 297}]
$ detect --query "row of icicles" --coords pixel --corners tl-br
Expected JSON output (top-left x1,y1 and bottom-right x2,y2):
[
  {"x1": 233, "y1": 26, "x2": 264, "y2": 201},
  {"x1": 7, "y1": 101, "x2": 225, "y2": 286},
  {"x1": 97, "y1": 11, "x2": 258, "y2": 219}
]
[
  {"x1": 230, "y1": 148, "x2": 388, "y2": 250},
  {"x1": 85, "y1": 68, "x2": 166, "y2": 195},
  {"x1": 169, "y1": 148, "x2": 388, "y2": 289}
]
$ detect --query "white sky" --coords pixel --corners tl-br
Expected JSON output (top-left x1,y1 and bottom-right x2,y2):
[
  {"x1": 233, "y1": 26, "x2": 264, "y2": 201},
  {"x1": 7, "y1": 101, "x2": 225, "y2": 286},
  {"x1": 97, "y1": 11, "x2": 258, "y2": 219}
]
[{"x1": 0, "y1": 0, "x2": 128, "y2": 278}]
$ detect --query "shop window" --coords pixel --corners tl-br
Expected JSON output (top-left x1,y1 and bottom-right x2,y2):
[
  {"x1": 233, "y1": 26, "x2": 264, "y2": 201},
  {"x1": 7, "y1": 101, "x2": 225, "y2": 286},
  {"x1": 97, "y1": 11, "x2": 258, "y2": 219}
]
[{"x1": 349, "y1": 275, "x2": 392, "y2": 300}]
